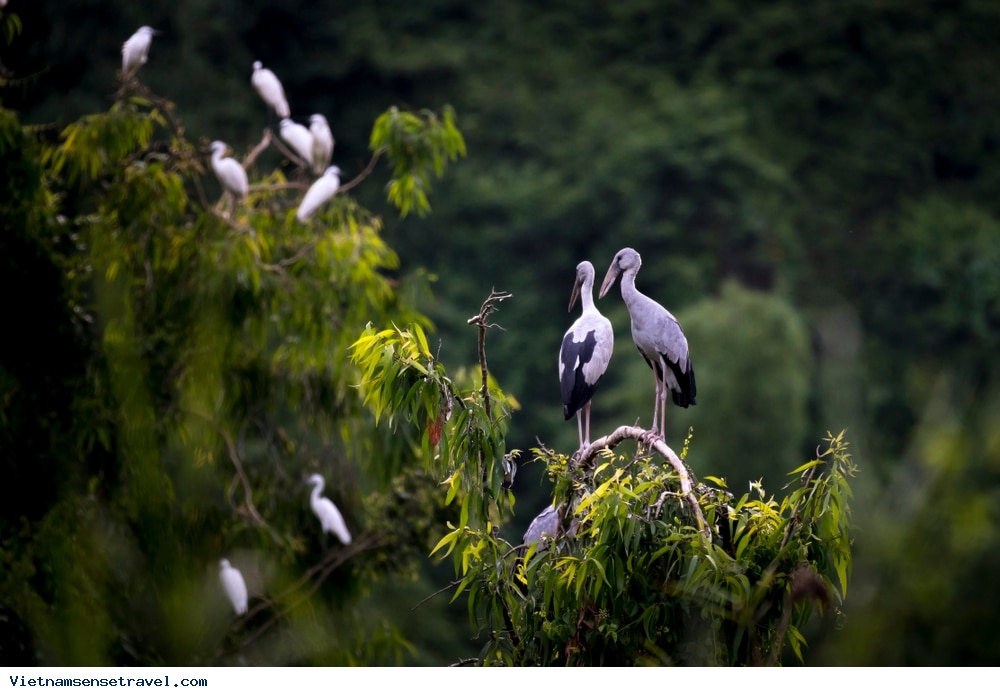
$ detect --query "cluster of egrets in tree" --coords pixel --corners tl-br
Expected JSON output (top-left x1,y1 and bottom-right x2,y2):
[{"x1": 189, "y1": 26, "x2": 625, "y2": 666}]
[
  {"x1": 121, "y1": 27, "x2": 342, "y2": 225},
  {"x1": 119, "y1": 26, "x2": 355, "y2": 619},
  {"x1": 218, "y1": 474, "x2": 352, "y2": 618}
]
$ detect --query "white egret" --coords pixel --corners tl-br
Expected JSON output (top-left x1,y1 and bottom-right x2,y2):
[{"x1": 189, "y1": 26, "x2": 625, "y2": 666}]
[
  {"x1": 278, "y1": 118, "x2": 314, "y2": 169},
  {"x1": 209, "y1": 140, "x2": 249, "y2": 202},
  {"x1": 296, "y1": 166, "x2": 342, "y2": 223},
  {"x1": 218, "y1": 559, "x2": 248, "y2": 616},
  {"x1": 599, "y1": 247, "x2": 696, "y2": 436},
  {"x1": 251, "y1": 61, "x2": 290, "y2": 119},
  {"x1": 559, "y1": 261, "x2": 614, "y2": 449},
  {"x1": 307, "y1": 473, "x2": 352, "y2": 545},
  {"x1": 122, "y1": 26, "x2": 159, "y2": 77},
  {"x1": 309, "y1": 114, "x2": 334, "y2": 174}
]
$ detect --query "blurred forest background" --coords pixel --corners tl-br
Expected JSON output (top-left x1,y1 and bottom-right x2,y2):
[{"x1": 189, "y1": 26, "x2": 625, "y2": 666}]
[{"x1": 3, "y1": 0, "x2": 1000, "y2": 666}]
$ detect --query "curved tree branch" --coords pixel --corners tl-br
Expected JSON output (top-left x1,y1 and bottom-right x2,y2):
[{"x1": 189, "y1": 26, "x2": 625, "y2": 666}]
[{"x1": 576, "y1": 425, "x2": 710, "y2": 544}]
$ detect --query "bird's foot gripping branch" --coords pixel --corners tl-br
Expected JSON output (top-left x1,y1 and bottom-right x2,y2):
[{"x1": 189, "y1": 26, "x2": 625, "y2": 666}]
[{"x1": 351, "y1": 299, "x2": 857, "y2": 666}]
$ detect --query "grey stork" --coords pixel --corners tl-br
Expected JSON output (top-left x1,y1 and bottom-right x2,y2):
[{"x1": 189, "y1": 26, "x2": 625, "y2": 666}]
[
  {"x1": 599, "y1": 247, "x2": 695, "y2": 436},
  {"x1": 523, "y1": 504, "x2": 560, "y2": 547},
  {"x1": 559, "y1": 261, "x2": 614, "y2": 448}
]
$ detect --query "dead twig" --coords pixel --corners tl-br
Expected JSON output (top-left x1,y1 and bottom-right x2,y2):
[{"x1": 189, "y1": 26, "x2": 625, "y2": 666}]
[{"x1": 466, "y1": 289, "x2": 512, "y2": 421}]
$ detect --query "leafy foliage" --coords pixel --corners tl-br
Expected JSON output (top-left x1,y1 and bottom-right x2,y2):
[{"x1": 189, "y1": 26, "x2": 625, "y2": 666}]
[
  {"x1": 0, "y1": 76, "x2": 466, "y2": 664},
  {"x1": 353, "y1": 307, "x2": 856, "y2": 665}
]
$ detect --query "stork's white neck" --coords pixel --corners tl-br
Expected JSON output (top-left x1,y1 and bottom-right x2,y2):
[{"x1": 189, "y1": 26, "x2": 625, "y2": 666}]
[
  {"x1": 619, "y1": 265, "x2": 645, "y2": 309},
  {"x1": 579, "y1": 275, "x2": 597, "y2": 314}
]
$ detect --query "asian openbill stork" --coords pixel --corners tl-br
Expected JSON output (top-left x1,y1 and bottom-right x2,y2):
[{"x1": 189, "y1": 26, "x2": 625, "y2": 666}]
[
  {"x1": 559, "y1": 261, "x2": 614, "y2": 449},
  {"x1": 599, "y1": 247, "x2": 695, "y2": 436}
]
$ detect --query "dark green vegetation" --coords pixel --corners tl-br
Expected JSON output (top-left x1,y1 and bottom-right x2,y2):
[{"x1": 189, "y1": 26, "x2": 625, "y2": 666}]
[{"x1": 3, "y1": 0, "x2": 1000, "y2": 666}]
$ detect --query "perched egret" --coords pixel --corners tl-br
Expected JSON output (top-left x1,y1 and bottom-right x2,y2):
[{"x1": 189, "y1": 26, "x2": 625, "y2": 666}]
[
  {"x1": 122, "y1": 26, "x2": 159, "y2": 77},
  {"x1": 296, "y1": 166, "x2": 342, "y2": 223},
  {"x1": 307, "y1": 473, "x2": 352, "y2": 545},
  {"x1": 599, "y1": 247, "x2": 696, "y2": 436},
  {"x1": 219, "y1": 559, "x2": 248, "y2": 616},
  {"x1": 559, "y1": 261, "x2": 614, "y2": 449},
  {"x1": 278, "y1": 118, "x2": 314, "y2": 169},
  {"x1": 309, "y1": 114, "x2": 334, "y2": 174},
  {"x1": 209, "y1": 140, "x2": 249, "y2": 202},
  {"x1": 251, "y1": 61, "x2": 290, "y2": 119}
]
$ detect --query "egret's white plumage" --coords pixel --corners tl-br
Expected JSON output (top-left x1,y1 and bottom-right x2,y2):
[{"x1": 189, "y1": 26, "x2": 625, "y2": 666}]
[
  {"x1": 209, "y1": 141, "x2": 249, "y2": 201},
  {"x1": 219, "y1": 559, "x2": 248, "y2": 616},
  {"x1": 307, "y1": 473, "x2": 351, "y2": 545},
  {"x1": 278, "y1": 118, "x2": 314, "y2": 169},
  {"x1": 559, "y1": 261, "x2": 614, "y2": 448},
  {"x1": 309, "y1": 114, "x2": 334, "y2": 175},
  {"x1": 122, "y1": 26, "x2": 158, "y2": 77},
  {"x1": 599, "y1": 247, "x2": 696, "y2": 436},
  {"x1": 296, "y1": 166, "x2": 342, "y2": 223},
  {"x1": 251, "y1": 61, "x2": 290, "y2": 119}
]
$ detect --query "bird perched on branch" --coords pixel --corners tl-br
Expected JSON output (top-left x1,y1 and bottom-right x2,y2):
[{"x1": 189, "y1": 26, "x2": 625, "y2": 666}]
[
  {"x1": 307, "y1": 473, "x2": 352, "y2": 545},
  {"x1": 309, "y1": 114, "x2": 334, "y2": 175},
  {"x1": 296, "y1": 166, "x2": 342, "y2": 223},
  {"x1": 523, "y1": 504, "x2": 560, "y2": 548},
  {"x1": 600, "y1": 247, "x2": 695, "y2": 436},
  {"x1": 559, "y1": 261, "x2": 614, "y2": 449},
  {"x1": 278, "y1": 118, "x2": 314, "y2": 169},
  {"x1": 122, "y1": 26, "x2": 159, "y2": 78},
  {"x1": 209, "y1": 140, "x2": 248, "y2": 203},
  {"x1": 251, "y1": 61, "x2": 290, "y2": 119},
  {"x1": 218, "y1": 559, "x2": 248, "y2": 616}
]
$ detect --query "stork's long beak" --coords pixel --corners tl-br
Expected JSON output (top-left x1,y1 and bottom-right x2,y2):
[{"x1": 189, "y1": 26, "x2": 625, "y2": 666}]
[
  {"x1": 599, "y1": 262, "x2": 620, "y2": 299},
  {"x1": 568, "y1": 276, "x2": 583, "y2": 312}
]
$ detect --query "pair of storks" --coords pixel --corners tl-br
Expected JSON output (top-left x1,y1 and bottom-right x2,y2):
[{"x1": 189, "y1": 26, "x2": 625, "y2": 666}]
[{"x1": 559, "y1": 247, "x2": 696, "y2": 448}]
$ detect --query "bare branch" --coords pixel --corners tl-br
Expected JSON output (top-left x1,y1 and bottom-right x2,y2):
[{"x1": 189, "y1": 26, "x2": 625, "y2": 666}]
[
  {"x1": 448, "y1": 658, "x2": 480, "y2": 667},
  {"x1": 466, "y1": 289, "x2": 512, "y2": 421},
  {"x1": 338, "y1": 147, "x2": 385, "y2": 194},
  {"x1": 243, "y1": 129, "x2": 272, "y2": 169},
  {"x1": 410, "y1": 579, "x2": 462, "y2": 612}
]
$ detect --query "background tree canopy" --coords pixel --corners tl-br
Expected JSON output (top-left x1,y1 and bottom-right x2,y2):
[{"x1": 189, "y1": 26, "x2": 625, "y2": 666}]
[{"x1": 3, "y1": 0, "x2": 1000, "y2": 666}]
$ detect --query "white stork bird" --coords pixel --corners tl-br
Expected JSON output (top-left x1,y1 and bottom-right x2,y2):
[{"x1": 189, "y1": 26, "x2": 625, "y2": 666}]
[
  {"x1": 559, "y1": 261, "x2": 614, "y2": 449},
  {"x1": 122, "y1": 26, "x2": 159, "y2": 78},
  {"x1": 307, "y1": 473, "x2": 352, "y2": 545},
  {"x1": 278, "y1": 118, "x2": 315, "y2": 169},
  {"x1": 218, "y1": 559, "x2": 248, "y2": 616},
  {"x1": 251, "y1": 61, "x2": 290, "y2": 119},
  {"x1": 599, "y1": 247, "x2": 696, "y2": 436},
  {"x1": 296, "y1": 166, "x2": 342, "y2": 223},
  {"x1": 209, "y1": 141, "x2": 249, "y2": 208},
  {"x1": 309, "y1": 114, "x2": 334, "y2": 175}
]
